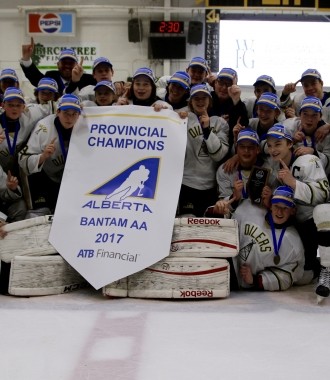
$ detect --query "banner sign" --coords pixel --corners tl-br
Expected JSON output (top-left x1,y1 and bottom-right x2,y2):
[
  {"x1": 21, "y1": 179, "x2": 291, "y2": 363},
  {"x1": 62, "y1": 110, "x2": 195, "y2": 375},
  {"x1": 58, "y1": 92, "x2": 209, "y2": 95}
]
[
  {"x1": 49, "y1": 105, "x2": 187, "y2": 289},
  {"x1": 205, "y1": 9, "x2": 220, "y2": 73},
  {"x1": 27, "y1": 12, "x2": 76, "y2": 36},
  {"x1": 205, "y1": 0, "x2": 329, "y2": 9},
  {"x1": 32, "y1": 43, "x2": 99, "y2": 72}
]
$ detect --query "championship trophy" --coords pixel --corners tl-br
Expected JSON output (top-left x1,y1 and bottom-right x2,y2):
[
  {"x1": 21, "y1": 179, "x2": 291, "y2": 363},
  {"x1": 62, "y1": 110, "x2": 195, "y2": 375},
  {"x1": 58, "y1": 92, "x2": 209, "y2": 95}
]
[{"x1": 247, "y1": 166, "x2": 269, "y2": 204}]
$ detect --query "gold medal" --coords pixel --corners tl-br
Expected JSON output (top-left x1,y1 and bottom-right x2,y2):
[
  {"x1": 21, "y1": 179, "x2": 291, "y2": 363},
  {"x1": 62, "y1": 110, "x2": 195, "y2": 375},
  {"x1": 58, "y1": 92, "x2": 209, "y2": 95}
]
[{"x1": 273, "y1": 256, "x2": 280, "y2": 265}]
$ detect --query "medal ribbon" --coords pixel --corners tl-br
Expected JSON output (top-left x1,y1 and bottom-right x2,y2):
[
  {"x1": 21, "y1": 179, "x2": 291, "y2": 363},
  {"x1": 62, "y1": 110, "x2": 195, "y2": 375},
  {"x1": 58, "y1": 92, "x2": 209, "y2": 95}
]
[
  {"x1": 269, "y1": 213, "x2": 287, "y2": 260},
  {"x1": 238, "y1": 169, "x2": 248, "y2": 199},
  {"x1": 1, "y1": 113, "x2": 20, "y2": 156},
  {"x1": 54, "y1": 121, "x2": 68, "y2": 160},
  {"x1": 302, "y1": 132, "x2": 315, "y2": 149}
]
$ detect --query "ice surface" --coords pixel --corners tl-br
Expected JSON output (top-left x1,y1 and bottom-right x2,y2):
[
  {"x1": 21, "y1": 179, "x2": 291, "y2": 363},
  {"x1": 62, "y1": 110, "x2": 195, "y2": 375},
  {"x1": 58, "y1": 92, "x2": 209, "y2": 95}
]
[{"x1": 0, "y1": 284, "x2": 328, "y2": 380}]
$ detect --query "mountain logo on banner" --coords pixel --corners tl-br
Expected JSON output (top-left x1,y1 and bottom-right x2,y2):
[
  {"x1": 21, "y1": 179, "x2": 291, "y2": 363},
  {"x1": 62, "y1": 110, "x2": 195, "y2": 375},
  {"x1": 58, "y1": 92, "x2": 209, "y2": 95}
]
[{"x1": 89, "y1": 157, "x2": 160, "y2": 201}]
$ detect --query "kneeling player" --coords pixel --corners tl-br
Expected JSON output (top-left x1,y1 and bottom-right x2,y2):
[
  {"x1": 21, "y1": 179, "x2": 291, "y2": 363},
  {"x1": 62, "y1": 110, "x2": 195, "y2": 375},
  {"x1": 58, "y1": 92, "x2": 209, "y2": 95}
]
[{"x1": 233, "y1": 185, "x2": 305, "y2": 291}]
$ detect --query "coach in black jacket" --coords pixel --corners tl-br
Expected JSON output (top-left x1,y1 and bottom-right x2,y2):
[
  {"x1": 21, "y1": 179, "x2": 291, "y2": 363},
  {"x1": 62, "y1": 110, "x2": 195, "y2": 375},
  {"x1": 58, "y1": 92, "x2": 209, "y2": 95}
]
[{"x1": 20, "y1": 38, "x2": 96, "y2": 95}]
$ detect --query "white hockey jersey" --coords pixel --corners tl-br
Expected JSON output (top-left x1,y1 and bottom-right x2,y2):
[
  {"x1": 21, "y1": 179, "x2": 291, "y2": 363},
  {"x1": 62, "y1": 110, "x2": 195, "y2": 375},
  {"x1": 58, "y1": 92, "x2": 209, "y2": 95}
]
[
  {"x1": 283, "y1": 117, "x2": 330, "y2": 175},
  {"x1": 0, "y1": 165, "x2": 22, "y2": 202},
  {"x1": 0, "y1": 103, "x2": 54, "y2": 171},
  {"x1": 289, "y1": 92, "x2": 330, "y2": 124},
  {"x1": 244, "y1": 96, "x2": 286, "y2": 121},
  {"x1": 183, "y1": 112, "x2": 229, "y2": 190},
  {"x1": 264, "y1": 154, "x2": 330, "y2": 222},
  {"x1": 233, "y1": 200, "x2": 305, "y2": 291},
  {"x1": 18, "y1": 114, "x2": 80, "y2": 183}
]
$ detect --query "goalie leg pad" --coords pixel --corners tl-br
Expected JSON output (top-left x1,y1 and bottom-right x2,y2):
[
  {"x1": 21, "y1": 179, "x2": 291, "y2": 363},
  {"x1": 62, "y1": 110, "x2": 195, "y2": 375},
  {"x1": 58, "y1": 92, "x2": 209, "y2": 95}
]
[
  {"x1": 8, "y1": 255, "x2": 88, "y2": 296},
  {"x1": 104, "y1": 257, "x2": 230, "y2": 299}
]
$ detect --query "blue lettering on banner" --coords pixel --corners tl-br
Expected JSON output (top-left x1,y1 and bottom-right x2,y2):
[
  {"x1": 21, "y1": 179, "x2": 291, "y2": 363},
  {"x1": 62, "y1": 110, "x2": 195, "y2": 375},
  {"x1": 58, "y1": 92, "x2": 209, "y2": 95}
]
[
  {"x1": 87, "y1": 137, "x2": 164, "y2": 151},
  {"x1": 130, "y1": 220, "x2": 147, "y2": 230},
  {"x1": 81, "y1": 201, "x2": 153, "y2": 213},
  {"x1": 80, "y1": 216, "x2": 128, "y2": 227},
  {"x1": 90, "y1": 124, "x2": 167, "y2": 137},
  {"x1": 77, "y1": 249, "x2": 94, "y2": 258},
  {"x1": 87, "y1": 124, "x2": 167, "y2": 151},
  {"x1": 95, "y1": 249, "x2": 139, "y2": 262},
  {"x1": 95, "y1": 233, "x2": 124, "y2": 243}
]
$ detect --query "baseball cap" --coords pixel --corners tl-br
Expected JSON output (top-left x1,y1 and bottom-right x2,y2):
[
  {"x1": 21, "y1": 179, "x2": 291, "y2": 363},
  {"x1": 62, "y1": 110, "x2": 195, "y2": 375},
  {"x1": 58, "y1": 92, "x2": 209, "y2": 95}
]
[
  {"x1": 253, "y1": 75, "x2": 276, "y2": 91},
  {"x1": 300, "y1": 96, "x2": 322, "y2": 113},
  {"x1": 132, "y1": 67, "x2": 156, "y2": 82},
  {"x1": 300, "y1": 69, "x2": 322, "y2": 81},
  {"x1": 256, "y1": 92, "x2": 280, "y2": 110},
  {"x1": 168, "y1": 71, "x2": 191, "y2": 90},
  {"x1": 93, "y1": 57, "x2": 113, "y2": 71},
  {"x1": 3, "y1": 87, "x2": 25, "y2": 103},
  {"x1": 57, "y1": 94, "x2": 81, "y2": 113},
  {"x1": 236, "y1": 129, "x2": 260, "y2": 145},
  {"x1": 217, "y1": 68, "x2": 237, "y2": 82},
  {"x1": 58, "y1": 48, "x2": 78, "y2": 63},
  {"x1": 267, "y1": 124, "x2": 293, "y2": 142},
  {"x1": 187, "y1": 57, "x2": 208, "y2": 72},
  {"x1": 190, "y1": 84, "x2": 211, "y2": 98},
  {"x1": 36, "y1": 77, "x2": 58, "y2": 93},
  {"x1": 0, "y1": 68, "x2": 18, "y2": 82},
  {"x1": 271, "y1": 185, "x2": 295, "y2": 208},
  {"x1": 94, "y1": 80, "x2": 116, "y2": 93}
]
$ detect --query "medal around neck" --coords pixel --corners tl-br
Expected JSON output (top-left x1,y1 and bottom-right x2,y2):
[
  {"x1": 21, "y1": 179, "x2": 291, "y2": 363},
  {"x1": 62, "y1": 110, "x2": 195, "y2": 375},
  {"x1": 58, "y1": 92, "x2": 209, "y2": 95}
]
[{"x1": 273, "y1": 255, "x2": 281, "y2": 265}]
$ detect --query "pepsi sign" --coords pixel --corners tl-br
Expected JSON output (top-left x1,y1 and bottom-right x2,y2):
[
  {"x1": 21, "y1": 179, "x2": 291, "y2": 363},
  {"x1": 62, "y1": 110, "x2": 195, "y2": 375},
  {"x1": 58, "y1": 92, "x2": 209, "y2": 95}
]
[{"x1": 27, "y1": 12, "x2": 75, "y2": 36}]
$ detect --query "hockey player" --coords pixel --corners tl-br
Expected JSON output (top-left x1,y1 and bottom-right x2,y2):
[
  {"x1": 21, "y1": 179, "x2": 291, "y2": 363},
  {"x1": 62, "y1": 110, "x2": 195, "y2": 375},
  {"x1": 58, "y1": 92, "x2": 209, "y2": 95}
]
[
  {"x1": 209, "y1": 68, "x2": 249, "y2": 157},
  {"x1": 0, "y1": 166, "x2": 26, "y2": 222},
  {"x1": 81, "y1": 80, "x2": 117, "y2": 107},
  {"x1": 283, "y1": 96, "x2": 330, "y2": 176},
  {"x1": 177, "y1": 84, "x2": 229, "y2": 217},
  {"x1": 213, "y1": 128, "x2": 276, "y2": 215},
  {"x1": 0, "y1": 69, "x2": 19, "y2": 96},
  {"x1": 29, "y1": 77, "x2": 60, "y2": 105},
  {"x1": 66, "y1": 56, "x2": 114, "y2": 101},
  {"x1": 265, "y1": 123, "x2": 330, "y2": 284},
  {"x1": 279, "y1": 69, "x2": 330, "y2": 136},
  {"x1": 223, "y1": 92, "x2": 282, "y2": 173},
  {"x1": 0, "y1": 87, "x2": 54, "y2": 177},
  {"x1": 244, "y1": 74, "x2": 277, "y2": 118},
  {"x1": 156, "y1": 57, "x2": 210, "y2": 100},
  {"x1": 249, "y1": 92, "x2": 282, "y2": 139},
  {"x1": 19, "y1": 94, "x2": 81, "y2": 214},
  {"x1": 233, "y1": 185, "x2": 305, "y2": 291},
  {"x1": 116, "y1": 67, "x2": 170, "y2": 109},
  {"x1": 156, "y1": 71, "x2": 191, "y2": 110},
  {"x1": 186, "y1": 57, "x2": 209, "y2": 86}
]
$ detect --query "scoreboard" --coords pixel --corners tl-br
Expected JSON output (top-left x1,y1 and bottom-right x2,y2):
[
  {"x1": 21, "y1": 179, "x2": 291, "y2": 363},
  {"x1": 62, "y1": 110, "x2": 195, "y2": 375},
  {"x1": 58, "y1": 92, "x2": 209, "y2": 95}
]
[{"x1": 206, "y1": 0, "x2": 329, "y2": 9}]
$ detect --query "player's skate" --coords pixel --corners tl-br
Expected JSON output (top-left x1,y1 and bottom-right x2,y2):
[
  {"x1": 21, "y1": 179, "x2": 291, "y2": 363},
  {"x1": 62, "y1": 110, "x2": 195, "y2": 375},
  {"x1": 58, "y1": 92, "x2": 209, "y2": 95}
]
[
  {"x1": 313, "y1": 204, "x2": 330, "y2": 305},
  {"x1": 316, "y1": 267, "x2": 330, "y2": 304}
]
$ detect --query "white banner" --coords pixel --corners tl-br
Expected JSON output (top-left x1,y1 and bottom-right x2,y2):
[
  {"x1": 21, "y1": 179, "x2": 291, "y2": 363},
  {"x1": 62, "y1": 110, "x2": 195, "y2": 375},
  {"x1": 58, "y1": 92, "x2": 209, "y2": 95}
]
[{"x1": 49, "y1": 105, "x2": 187, "y2": 289}]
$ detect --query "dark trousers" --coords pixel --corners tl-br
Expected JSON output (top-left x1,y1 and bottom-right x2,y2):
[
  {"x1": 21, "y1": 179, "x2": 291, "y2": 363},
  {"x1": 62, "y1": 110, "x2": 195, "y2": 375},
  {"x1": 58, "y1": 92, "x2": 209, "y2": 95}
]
[
  {"x1": 295, "y1": 218, "x2": 321, "y2": 278},
  {"x1": 178, "y1": 184, "x2": 218, "y2": 217},
  {"x1": 28, "y1": 171, "x2": 61, "y2": 213}
]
